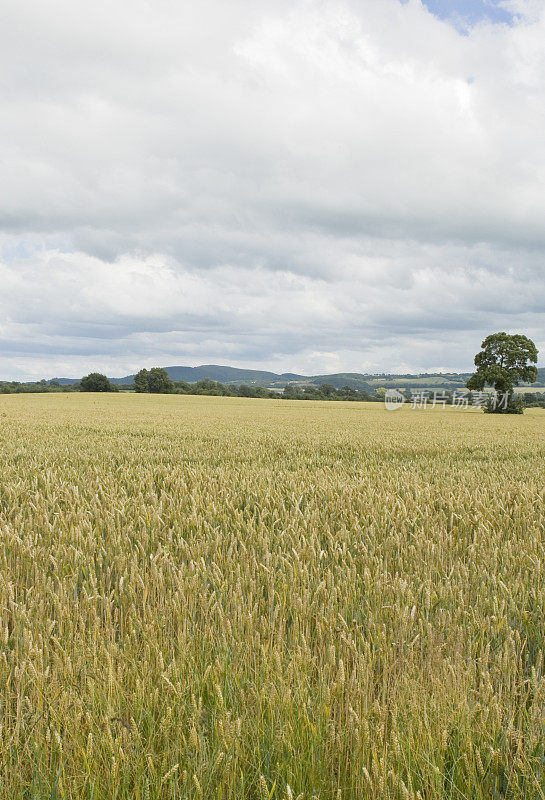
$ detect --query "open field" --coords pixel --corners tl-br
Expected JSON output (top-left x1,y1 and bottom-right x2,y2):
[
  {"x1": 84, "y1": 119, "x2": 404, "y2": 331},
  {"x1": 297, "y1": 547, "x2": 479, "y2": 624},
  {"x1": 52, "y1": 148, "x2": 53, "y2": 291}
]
[{"x1": 1, "y1": 394, "x2": 545, "y2": 799}]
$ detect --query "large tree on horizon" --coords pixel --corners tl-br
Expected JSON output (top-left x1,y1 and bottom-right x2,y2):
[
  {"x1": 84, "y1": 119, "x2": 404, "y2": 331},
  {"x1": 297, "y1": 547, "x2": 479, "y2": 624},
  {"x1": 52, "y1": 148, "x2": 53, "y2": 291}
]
[{"x1": 466, "y1": 332, "x2": 538, "y2": 413}]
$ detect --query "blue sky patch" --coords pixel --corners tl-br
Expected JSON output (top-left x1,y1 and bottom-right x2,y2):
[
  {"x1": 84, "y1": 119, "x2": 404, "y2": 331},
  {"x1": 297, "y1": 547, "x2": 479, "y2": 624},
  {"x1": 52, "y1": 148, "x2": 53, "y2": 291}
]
[{"x1": 421, "y1": 0, "x2": 514, "y2": 26}]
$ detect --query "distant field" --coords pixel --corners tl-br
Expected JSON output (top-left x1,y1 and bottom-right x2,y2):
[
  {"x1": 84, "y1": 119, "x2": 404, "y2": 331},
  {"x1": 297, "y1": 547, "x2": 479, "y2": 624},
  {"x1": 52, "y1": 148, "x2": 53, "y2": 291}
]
[
  {"x1": 1, "y1": 394, "x2": 545, "y2": 799},
  {"x1": 368, "y1": 376, "x2": 463, "y2": 387},
  {"x1": 513, "y1": 386, "x2": 545, "y2": 393}
]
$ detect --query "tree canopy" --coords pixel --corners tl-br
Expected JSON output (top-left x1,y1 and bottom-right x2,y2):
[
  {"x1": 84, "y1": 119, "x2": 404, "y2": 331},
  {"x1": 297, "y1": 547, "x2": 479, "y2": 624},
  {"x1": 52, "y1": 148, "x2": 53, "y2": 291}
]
[
  {"x1": 134, "y1": 367, "x2": 174, "y2": 394},
  {"x1": 466, "y1": 332, "x2": 538, "y2": 413},
  {"x1": 80, "y1": 373, "x2": 117, "y2": 392}
]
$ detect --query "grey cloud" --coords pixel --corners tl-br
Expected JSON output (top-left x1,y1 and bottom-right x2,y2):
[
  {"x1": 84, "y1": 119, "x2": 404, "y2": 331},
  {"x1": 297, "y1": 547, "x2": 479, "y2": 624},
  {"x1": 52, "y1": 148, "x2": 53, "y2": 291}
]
[
  {"x1": 1, "y1": 235, "x2": 543, "y2": 380},
  {"x1": 1, "y1": 0, "x2": 544, "y2": 379}
]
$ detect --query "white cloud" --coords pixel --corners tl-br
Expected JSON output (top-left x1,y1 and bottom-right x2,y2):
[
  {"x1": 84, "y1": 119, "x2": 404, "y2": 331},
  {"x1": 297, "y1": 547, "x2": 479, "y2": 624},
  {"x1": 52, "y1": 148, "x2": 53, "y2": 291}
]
[
  {"x1": 0, "y1": 0, "x2": 544, "y2": 378},
  {"x1": 1, "y1": 236, "x2": 543, "y2": 379}
]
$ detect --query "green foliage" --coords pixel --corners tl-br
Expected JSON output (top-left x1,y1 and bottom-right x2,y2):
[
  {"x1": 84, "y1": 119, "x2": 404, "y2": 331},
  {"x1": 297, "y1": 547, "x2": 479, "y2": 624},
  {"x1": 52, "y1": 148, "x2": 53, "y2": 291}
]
[
  {"x1": 174, "y1": 380, "x2": 192, "y2": 393},
  {"x1": 522, "y1": 392, "x2": 545, "y2": 409},
  {"x1": 79, "y1": 373, "x2": 118, "y2": 392},
  {"x1": 134, "y1": 367, "x2": 174, "y2": 394},
  {"x1": 148, "y1": 367, "x2": 174, "y2": 394},
  {"x1": 484, "y1": 393, "x2": 525, "y2": 415},
  {"x1": 282, "y1": 383, "x2": 373, "y2": 401},
  {"x1": 169, "y1": 378, "x2": 376, "y2": 402},
  {"x1": 0, "y1": 381, "x2": 74, "y2": 394},
  {"x1": 467, "y1": 332, "x2": 538, "y2": 414},
  {"x1": 133, "y1": 368, "x2": 149, "y2": 393}
]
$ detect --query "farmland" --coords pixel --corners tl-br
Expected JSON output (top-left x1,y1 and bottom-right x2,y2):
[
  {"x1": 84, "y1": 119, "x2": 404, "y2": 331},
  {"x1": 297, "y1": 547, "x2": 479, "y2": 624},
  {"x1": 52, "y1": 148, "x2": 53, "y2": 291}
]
[{"x1": 1, "y1": 393, "x2": 545, "y2": 799}]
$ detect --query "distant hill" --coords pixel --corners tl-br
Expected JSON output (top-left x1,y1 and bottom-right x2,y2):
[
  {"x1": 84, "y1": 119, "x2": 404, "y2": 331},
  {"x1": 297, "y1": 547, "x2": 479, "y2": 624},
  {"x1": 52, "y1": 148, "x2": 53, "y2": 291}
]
[
  {"x1": 49, "y1": 365, "x2": 305, "y2": 386},
  {"x1": 48, "y1": 364, "x2": 545, "y2": 390},
  {"x1": 48, "y1": 377, "x2": 81, "y2": 385},
  {"x1": 125, "y1": 364, "x2": 305, "y2": 384}
]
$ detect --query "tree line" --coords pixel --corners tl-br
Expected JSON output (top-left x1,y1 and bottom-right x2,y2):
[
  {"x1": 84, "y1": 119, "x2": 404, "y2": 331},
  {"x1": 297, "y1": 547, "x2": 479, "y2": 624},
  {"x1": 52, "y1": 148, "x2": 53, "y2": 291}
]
[
  {"x1": 93, "y1": 368, "x2": 379, "y2": 401},
  {"x1": 2, "y1": 375, "x2": 544, "y2": 408},
  {"x1": 1, "y1": 335, "x2": 542, "y2": 410},
  {"x1": 0, "y1": 379, "x2": 73, "y2": 394},
  {"x1": 2, "y1": 373, "x2": 544, "y2": 407},
  {"x1": 0, "y1": 369, "x2": 379, "y2": 401}
]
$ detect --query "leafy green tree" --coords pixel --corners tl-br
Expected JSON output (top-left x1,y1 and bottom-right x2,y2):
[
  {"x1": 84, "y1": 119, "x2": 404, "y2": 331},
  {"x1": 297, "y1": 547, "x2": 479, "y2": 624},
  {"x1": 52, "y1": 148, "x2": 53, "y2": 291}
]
[
  {"x1": 194, "y1": 378, "x2": 222, "y2": 395},
  {"x1": 319, "y1": 383, "x2": 336, "y2": 397},
  {"x1": 134, "y1": 368, "x2": 150, "y2": 393},
  {"x1": 466, "y1": 332, "x2": 538, "y2": 414},
  {"x1": 134, "y1": 367, "x2": 173, "y2": 393},
  {"x1": 283, "y1": 384, "x2": 302, "y2": 399},
  {"x1": 147, "y1": 367, "x2": 173, "y2": 394},
  {"x1": 340, "y1": 386, "x2": 358, "y2": 400},
  {"x1": 80, "y1": 373, "x2": 117, "y2": 392}
]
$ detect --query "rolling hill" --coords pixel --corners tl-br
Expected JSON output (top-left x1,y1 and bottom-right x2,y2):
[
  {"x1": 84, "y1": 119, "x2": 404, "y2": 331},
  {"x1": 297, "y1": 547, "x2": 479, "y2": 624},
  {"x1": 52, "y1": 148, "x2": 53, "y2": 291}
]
[{"x1": 48, "y1": 365, "x2": 545, "y2": 390}]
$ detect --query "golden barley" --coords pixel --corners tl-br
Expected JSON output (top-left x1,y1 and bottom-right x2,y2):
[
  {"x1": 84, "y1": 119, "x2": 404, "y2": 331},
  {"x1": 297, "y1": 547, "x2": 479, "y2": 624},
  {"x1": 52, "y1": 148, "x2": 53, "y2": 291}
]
[{"x1": 0, "y1": 393, "x2": 543, "y2": 799}]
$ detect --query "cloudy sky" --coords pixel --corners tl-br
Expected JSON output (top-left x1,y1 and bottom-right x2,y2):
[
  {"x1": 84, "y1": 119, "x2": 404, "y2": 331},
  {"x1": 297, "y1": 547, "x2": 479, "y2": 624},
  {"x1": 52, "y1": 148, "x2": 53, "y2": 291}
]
[{"x1": 1, "y1": 0, "x2": 544, "y2": 380}]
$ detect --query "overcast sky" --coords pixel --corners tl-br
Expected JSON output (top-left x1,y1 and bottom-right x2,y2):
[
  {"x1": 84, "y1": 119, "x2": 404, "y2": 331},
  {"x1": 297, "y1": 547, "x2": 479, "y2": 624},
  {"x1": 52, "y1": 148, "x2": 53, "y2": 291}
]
[{"x1": 1, "y1": 0, "x2": 544, "y2": 380}]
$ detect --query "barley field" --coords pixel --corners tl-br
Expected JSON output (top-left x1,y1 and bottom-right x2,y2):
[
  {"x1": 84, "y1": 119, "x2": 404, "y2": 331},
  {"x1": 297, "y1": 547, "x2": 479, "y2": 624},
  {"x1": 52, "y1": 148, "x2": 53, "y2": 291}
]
[{"x1": 1, "y1": 394, "x2": 545, "y2": 800}]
